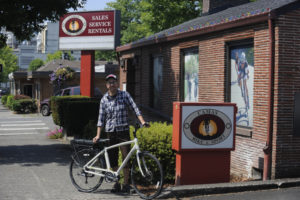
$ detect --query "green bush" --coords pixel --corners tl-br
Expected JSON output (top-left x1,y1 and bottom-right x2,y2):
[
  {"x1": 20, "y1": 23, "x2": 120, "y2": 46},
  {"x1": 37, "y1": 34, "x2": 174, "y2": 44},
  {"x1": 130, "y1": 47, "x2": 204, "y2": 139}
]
[
  {"x1": 1, "y1": 95, "x2": 8, "y2": 105},
  {"x1": 51, "y1": 96, "x2": 99, "y2": 137},
  {"x1": 6, "y1": 95, "x2": 15, "y2": 109},
  {"x1": 12, "y1": 99, "x2": 37, "y2": 113},
  {"x1": 51, "y1": 95, "x2": 89, "y2": 127},
  {"x1": 131, "y1": 122, "x2": 175, "y2": 184}
]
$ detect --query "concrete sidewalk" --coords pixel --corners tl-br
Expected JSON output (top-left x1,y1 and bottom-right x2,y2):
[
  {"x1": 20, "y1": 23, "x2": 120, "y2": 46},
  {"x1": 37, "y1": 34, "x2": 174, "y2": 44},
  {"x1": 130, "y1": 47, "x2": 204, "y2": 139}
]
[{"x1": 159, "y1": 178, "x2": 300, "y2": 199}]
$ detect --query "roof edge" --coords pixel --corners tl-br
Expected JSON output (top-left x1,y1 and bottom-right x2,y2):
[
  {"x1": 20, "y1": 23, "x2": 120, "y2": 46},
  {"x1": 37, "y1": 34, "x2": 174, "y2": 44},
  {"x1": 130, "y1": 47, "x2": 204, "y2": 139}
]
[{"x1": 117, "y1": 11, "x2": 270, "y2": 52}]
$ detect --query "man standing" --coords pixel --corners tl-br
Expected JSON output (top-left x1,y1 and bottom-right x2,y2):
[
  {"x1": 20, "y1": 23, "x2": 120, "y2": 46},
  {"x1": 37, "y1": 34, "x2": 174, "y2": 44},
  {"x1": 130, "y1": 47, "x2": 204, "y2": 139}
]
[{"x1": 93, "y1": 74, "x2": 147, "y2": 193}]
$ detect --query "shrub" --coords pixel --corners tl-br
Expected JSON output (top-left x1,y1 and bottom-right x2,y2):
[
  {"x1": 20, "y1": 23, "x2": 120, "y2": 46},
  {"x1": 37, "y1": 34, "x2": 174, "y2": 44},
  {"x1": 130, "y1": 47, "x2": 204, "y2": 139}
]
[
  {"x1": 51, "y1": 96, "x2": 99, "y2": 137},
  {"x1": 1, "y1": 95, "x2": 8, "y2": 105},
  {"x1": 132, "y1": 122, "x2": 175, "y2": 184},
  {"x1": 12, "y1": 99, "x2": 37, "y2": 113},
  {"x1": 51, "y1": 95, "x2": 89, "y2": 126},
  {"x1": 6, "y1": 95, "x2": 14, "y2": 109}
]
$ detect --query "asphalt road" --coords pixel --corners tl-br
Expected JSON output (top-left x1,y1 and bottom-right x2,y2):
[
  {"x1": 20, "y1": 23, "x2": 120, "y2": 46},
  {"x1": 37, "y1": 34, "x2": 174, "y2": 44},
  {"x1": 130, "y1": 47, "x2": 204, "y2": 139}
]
[
  {"x1": 188, "y1": 187, "x2": 300, "y2": 200},
  {"x1": 0, "y1": 103, "x2": 139, "y2": 200}
]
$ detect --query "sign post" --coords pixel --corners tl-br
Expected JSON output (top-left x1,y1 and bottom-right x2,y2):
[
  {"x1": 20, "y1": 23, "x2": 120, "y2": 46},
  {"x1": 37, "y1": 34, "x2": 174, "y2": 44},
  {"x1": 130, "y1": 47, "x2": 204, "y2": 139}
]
[
  {"x1": 59, "y1": 10, "x2": 120, "y2": 97},
  {"x1": 172, "y1": 102, "x2": 237, "y2": 185}
]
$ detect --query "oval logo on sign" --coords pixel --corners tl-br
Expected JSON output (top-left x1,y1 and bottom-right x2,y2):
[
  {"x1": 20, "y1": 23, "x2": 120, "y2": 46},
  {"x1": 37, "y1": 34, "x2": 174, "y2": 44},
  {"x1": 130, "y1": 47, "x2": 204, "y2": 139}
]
[
  {"x1": 62, "y1": 15, "x2": 87, "y2": 36},
  {"x1": 183, "y1": 109, "x2": 232, "y2": 145}
]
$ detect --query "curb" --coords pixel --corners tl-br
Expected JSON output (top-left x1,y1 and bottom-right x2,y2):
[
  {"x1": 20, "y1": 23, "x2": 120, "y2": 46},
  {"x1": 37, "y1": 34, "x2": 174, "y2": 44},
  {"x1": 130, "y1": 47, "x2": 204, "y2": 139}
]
[{"x1": 158, "y1": 178, "x2": 300, "y2": 199}]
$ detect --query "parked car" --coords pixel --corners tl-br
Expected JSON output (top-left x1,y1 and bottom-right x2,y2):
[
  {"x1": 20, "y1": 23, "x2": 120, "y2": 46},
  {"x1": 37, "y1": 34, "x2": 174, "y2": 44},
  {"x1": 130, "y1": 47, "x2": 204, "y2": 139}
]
[
  {"x1": 0, "y1": 88, "x2": 9, "y2": 97},
  {"x1": 40, "y1": 86, "x2": 103, "y2": 116}
]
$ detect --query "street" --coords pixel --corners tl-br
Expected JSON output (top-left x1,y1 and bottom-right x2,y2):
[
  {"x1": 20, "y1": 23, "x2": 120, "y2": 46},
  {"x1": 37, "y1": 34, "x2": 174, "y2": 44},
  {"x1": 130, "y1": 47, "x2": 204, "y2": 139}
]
[
  {"x1": 0, "y1": 103, "x2": 139, "y2": 200},
  {"x1": 188, "y1": 187, "x2": 300, "y2": 200}
]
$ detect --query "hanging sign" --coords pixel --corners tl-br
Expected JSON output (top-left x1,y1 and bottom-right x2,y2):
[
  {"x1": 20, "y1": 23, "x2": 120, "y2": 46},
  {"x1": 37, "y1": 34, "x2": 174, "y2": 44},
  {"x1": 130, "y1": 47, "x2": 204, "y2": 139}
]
[{"x1": 59, "y1": 10, "x2": 120, "y2": 50}]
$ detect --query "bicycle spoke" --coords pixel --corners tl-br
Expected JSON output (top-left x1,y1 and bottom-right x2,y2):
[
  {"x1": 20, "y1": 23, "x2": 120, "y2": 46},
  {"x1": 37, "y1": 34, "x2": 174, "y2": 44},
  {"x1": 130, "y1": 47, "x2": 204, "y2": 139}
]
[
  {"x1": 70, "y1": 148, "x2": 104, "y2": 192},
  {"x1": 131, "y1": 152, "x2": 163, "y2": 199}
]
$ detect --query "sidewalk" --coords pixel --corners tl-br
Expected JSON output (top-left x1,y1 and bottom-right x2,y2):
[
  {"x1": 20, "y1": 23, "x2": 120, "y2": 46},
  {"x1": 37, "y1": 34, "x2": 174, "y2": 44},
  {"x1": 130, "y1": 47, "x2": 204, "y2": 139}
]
[{"x1": 159, "y1": 177, "x2": 300, "y2": 199}]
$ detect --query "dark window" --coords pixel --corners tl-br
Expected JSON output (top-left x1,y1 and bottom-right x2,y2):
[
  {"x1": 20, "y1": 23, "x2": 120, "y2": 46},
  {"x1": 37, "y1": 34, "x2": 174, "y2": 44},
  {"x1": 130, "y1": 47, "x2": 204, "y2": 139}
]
[
  {"x1": 63, "y1": 89, "x2": 70, "y2": 96},
  {"x1": 294, "y1": 93, "x2": 300, "y2": 136},
  {"x1": 73, "y1": 87, "x2": 80, "y2": 95}
]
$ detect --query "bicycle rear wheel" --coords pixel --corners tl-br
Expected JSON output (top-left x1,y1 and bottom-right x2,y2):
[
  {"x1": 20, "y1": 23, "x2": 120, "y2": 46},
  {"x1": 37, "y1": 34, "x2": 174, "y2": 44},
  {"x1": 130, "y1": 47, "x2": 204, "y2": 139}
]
[
  {"x1": 131, "y1": 152, "x2": 163, "y2": 199},
  {"x1": 70, "y1": 148, "x2": 104, "y2": 192}
]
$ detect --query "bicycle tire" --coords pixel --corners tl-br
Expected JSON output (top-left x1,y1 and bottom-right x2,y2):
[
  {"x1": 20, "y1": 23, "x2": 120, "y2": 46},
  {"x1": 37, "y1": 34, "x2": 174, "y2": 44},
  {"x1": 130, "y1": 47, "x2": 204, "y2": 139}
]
[
  {"x1": 131, "y1": 152, "x2": 163, "y2": 199},
  {"x1": 69, "y1": 148, "x2": 105, "y2": 192}
]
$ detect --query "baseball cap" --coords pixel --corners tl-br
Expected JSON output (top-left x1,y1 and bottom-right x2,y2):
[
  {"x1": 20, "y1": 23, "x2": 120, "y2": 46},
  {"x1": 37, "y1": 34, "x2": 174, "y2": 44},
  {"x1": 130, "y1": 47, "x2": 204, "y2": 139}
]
[{"x1": 105, "y1": 74, "x2": 117, "y2": 81}]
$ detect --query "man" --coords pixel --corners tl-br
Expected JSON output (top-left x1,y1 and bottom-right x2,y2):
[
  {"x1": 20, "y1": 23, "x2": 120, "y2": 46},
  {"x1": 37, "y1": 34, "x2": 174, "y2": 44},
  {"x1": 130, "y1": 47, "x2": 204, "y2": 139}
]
[{"x1": 93, "y1": 74, "x2": 147, "y2": 193}]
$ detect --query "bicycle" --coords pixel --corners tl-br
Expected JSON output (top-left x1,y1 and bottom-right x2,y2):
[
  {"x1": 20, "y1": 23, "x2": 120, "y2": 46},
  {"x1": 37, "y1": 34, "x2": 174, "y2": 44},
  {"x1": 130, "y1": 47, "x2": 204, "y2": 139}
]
[{"x1": 69, "y1": 123, "x2": 164, "y2": 199}]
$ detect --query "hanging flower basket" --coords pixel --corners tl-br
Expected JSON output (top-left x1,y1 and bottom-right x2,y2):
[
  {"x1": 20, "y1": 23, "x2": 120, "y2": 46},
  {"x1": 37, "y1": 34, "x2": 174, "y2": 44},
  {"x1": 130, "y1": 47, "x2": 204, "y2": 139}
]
[{"x1": 49, "y1": 66, "x2": 75, "y2": 87}]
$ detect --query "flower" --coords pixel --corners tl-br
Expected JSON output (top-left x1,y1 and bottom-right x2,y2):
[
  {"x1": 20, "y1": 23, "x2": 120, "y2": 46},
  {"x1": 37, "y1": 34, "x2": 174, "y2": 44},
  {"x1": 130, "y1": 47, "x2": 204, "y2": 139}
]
[
  {"x1": 49, "y1": 65, "x2": 75, "y2": 85},
  {"x1": 47, "y1": 128, "x2": 64, "y2": 139}
]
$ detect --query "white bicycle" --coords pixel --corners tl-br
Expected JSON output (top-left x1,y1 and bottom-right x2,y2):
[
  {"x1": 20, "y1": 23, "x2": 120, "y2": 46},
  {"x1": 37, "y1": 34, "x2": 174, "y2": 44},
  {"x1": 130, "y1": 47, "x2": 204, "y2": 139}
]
[{"x1": 69, "y1": 123, "x2": 164, "y2": 199}]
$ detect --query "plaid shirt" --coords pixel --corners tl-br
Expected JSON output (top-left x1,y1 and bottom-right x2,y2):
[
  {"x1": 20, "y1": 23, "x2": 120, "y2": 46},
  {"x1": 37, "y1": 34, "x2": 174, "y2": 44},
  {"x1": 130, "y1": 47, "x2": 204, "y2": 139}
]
[{"x1": 97, "y1": 89, "x2": 141, "y2": 132}]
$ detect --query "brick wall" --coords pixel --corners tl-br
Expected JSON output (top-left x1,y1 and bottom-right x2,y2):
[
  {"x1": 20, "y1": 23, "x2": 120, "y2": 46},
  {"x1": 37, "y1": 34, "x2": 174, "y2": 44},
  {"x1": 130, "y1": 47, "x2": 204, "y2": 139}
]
[
  {"x1": 273, "y1": 9, "x2": 300, "y2": 178},
  {"x1": 119, "y1": 8, "x2": 300, "y2": 179}
]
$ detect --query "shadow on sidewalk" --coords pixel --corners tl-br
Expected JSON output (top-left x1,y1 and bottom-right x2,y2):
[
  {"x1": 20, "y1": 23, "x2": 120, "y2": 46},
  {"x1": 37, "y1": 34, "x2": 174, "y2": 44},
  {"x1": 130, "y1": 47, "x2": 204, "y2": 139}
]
[{"x1": 0, "y1": 143, "x2": 72, "y2": 166}]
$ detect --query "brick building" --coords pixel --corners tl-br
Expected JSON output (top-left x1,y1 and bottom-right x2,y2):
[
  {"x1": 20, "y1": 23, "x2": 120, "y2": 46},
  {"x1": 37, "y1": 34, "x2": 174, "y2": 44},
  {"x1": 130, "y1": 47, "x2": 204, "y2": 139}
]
[{"x1": 117, "y1": 0, "x2": 300, "y2": 179}]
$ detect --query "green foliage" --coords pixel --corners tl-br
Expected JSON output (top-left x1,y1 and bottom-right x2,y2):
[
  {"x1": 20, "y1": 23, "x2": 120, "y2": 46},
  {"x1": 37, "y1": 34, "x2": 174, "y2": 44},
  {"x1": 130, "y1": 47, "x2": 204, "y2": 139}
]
[
  {"x1": 107, "y1": 0, "x2": 201, "y2": 45},
  {"x1": 51, "y1": 95, "x2": 88, "y2": 126},
  {"x1": 0, "y1": 46, "x2": 19, "y2": 82},
  {"x1": 1, "y1": 95, "x2": 8, "y2": 105},
  {"x1": 11, "y1": 99, "x2": 37, "y2": 113},
  {"x1": 46, "y1": 51, "x2": 63, "y2": 62},
  {"x1": 50, "y1": 96, "x2": 99, "y2": 138},
  {"x1": 95, "y1": 50, "x2": 117, "y2": 61},
  {"x1": 0, "y1": 0, "x2": 86, "y2": 48},
  {"x1": 133, "y1": 122, "x2": 175, "y2": 183},
  {"x1": 28, "y1": 59, "x2": 44, "y2": 71},
  {"x1": 47, "y1": 128, "x2": 63, "y2": 139},
  {"x1": 6, "y1": 95, "x2": 14, "y2": 109}
]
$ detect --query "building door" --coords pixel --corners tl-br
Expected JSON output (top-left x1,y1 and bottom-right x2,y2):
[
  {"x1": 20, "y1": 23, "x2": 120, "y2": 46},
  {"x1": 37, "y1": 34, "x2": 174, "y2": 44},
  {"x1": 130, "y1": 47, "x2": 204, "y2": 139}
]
[
  {"x1": 23, "y1": 85, "x2": 33, "y2": 97},
  {"x1": 126, "y1": 58, "x2": 135, "y2": 99}
]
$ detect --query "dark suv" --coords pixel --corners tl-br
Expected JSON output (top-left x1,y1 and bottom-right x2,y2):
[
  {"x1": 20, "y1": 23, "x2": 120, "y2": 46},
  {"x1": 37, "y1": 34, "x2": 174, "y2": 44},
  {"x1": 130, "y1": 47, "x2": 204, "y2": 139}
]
[{"x1": 40, "y1": 86, "x2": 102, "y2": 116}]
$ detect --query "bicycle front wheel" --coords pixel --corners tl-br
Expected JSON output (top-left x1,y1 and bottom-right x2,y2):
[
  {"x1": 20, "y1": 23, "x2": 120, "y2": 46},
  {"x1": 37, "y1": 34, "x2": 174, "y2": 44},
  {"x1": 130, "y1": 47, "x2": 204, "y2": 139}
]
[
  {"x1": 70, "y1": 148, "x2": 104, "y2": 192},
  {"x1": 131, "y1": 152, "x2": 163, "y2": 199}
]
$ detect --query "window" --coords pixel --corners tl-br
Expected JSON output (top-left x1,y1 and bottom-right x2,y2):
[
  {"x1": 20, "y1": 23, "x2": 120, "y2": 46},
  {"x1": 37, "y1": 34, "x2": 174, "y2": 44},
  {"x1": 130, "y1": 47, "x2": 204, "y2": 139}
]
[
  {"x1": 63, "y1": 89, "x2": 70, "y2": 96},
  {"x1": 151, "y1": 55, "x2": 163, "y2": 109},
  {"x1": 228, "y1": 42, "x2": 254, "y2": 128},
  {"x1": 181, "y1": 48, "x2": 199, "y2": 102},
  {"x1": 73, "y1": 87, "x2": 80, "y2": 95}
]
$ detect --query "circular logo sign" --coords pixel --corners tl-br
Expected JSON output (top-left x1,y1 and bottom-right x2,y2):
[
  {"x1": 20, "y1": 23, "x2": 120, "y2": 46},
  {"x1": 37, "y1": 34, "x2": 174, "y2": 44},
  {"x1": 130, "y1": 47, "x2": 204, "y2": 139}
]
[
  {"x1": 183, "y1": 109, "x2": 232, "y2": 145},
  {"x1": 61, "y1": 15, "x2": 87, "y2": 36}
]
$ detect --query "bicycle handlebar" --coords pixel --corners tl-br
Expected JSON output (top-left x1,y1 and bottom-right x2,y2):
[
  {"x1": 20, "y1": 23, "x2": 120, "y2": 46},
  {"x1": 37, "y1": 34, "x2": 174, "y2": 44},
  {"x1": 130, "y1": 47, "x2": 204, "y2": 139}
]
[{"x1": 133, "y1": 122, "x2": 150, "y2": 138}]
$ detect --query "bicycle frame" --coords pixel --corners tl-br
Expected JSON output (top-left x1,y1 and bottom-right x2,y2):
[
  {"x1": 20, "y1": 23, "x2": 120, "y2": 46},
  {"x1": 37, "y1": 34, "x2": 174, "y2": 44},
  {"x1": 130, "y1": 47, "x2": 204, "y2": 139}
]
[{"x1": 82, "y1": 137, "x2": 146, "y2": 178}]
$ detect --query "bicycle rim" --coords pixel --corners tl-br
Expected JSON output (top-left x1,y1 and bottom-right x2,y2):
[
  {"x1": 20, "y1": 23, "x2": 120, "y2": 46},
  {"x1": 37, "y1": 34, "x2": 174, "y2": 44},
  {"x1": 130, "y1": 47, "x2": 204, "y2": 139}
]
[
  {"x1": 69, "y1": 148, "x2": 104, "y2": 192},
  {"x1": 131, "y1": 152, "x2": 163, "y2": 199}
]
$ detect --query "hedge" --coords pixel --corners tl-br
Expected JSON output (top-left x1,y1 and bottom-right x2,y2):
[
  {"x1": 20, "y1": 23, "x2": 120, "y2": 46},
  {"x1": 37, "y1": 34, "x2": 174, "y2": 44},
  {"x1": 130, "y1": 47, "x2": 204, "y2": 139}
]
[
  {"x1": 6, "y1": 95, "x2": 15, "y2": 109},
  {"x1": 12, "y1": 99, "x2": 37, "y2": 113},
  {"x1": 51, "y1": 96, "x2": 99, "y2": 137},
  {"x1": 51, "y1": 95, "x2": 90, "y2": 127}
]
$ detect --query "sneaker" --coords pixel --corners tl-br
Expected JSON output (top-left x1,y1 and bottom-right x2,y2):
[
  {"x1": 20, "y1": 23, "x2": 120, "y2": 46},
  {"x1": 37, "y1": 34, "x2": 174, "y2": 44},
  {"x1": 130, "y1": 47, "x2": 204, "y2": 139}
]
[
  {"x1": 121, "y1": 184, "x2": 132, "y2": 194},
  {"x1": 111, "y1": 182, "x2": 121, "y2": 193}
]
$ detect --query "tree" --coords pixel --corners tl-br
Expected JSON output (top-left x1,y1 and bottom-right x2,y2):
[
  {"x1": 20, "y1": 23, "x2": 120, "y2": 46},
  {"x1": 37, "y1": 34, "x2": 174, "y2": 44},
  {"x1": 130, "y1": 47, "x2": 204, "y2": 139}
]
[
  {"x1": 106, "y1": 0, "x2": 201, "y2": 45},
  {"x1": 28, "y1": 59, "x2": 44, "y2": 71},
  {"x1": 0, "y1": 0, "x2": 86, "y2": 48},
  {"x1": 0, "y1": 46, "x2": 19, "y2": 82},
  {"x1": 95, "y1": 50, "x2": 117, "y2": 61}
]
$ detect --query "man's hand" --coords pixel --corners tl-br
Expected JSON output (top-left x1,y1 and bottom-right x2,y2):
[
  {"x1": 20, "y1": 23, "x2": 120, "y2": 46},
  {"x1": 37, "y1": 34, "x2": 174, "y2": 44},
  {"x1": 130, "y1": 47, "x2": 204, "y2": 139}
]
[
  {"x1": 93, "y1": 136, "x2": 99, "y2": 143},
  {"x1": 142, "y1": 122, "x2": 150, "y2": 128}
]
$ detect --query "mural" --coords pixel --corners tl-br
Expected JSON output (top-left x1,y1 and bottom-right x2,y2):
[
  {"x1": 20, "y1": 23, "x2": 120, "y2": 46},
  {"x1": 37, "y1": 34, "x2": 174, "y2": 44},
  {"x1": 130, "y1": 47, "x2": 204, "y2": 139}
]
[
  {"x1": 153, "y1": 56, "x2": 163, "y2": 109},
  {"x1": 184, "y1": 52, "x2": 199, "y2": 102},
  {"x1": 231, "y1": 47, "x2": 254, "y2": 127}
]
